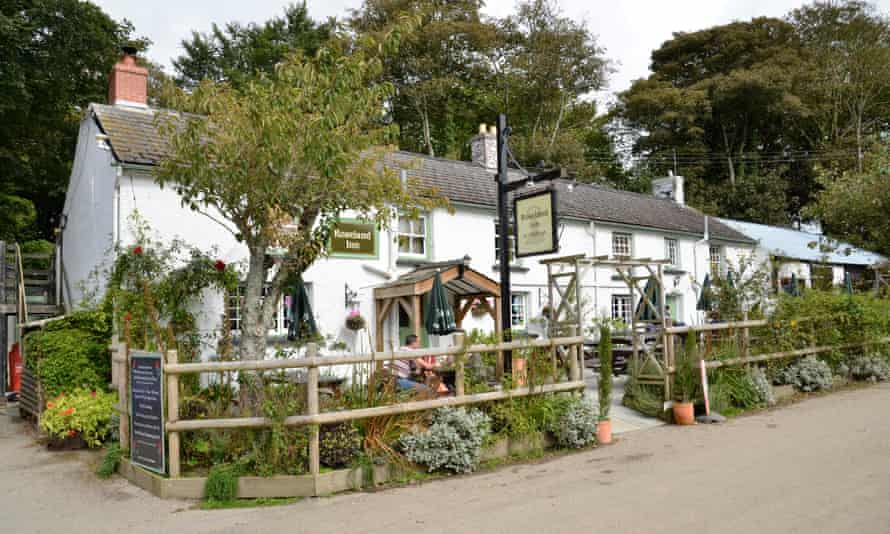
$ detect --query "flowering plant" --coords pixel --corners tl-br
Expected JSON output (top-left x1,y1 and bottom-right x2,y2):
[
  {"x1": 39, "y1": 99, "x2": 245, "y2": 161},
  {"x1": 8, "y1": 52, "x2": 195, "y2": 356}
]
[
  {"x1": 40, "y1": 389, "x2": 117, "y2": 448},
  {"x1": 345, "y1": 309, "x2": 366, "y2": 331}
]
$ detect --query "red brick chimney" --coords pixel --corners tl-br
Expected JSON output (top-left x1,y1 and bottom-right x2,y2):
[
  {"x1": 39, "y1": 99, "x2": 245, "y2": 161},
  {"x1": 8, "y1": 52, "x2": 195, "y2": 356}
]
[{"x1": 108, "y1": 46, "x2": 148, "y2": 107}]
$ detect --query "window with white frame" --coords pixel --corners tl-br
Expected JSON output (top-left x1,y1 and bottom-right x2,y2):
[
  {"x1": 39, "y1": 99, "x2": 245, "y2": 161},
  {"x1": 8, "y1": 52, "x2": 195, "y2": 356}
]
[
  {"x1": 511, "y1": 293, "x2": 528, "y2": 329},
  {"x1": 709, "y1": 245, "x2": 723, "y2": 275},
  {"x1": 227, "y1": 283, "x2": 313, "y2": 336},
  {"x1": 611, "y1": 294, "x2": 632, "y2": 325},
  {"x1": 665, "y1": 237, "x2": 680, "y2": 267},
  {"x1": 612, "y1": 232, "x2": 632, "y2": 257},
  {"x1": 397, "y1": 214, "x2": 427, "y2": 257},
  {"x1": 494, "y1": 220, "x2": 516, "y2": 265}
]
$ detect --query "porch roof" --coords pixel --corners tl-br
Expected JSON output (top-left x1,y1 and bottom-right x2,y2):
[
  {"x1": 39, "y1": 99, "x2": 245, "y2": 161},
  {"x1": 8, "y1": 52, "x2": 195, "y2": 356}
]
[{"x1": 373, "y1": 257, "x2": 500, "y2": 300}]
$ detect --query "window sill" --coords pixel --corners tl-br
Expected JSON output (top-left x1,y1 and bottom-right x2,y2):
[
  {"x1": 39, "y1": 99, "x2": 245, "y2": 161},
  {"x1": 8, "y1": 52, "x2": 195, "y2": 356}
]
[
  {"x1": 664, "y1": 267, "x2": 687, "y2": 275},
  {"x1": 492, "y1": 264, "x2": 530, "y2": 273}
]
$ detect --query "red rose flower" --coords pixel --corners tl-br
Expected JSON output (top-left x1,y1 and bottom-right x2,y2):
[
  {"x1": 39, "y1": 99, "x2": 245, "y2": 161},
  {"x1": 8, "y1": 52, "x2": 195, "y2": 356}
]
[
  {"x1": 67, "y1": 430, "x2": 77, "y2": 437},
  {"x1": 133, "y1": 246, "x2": 143, "y2": 255},
  {"x1": 214, "y1": 260, "x2": 226, "y2": 272}
]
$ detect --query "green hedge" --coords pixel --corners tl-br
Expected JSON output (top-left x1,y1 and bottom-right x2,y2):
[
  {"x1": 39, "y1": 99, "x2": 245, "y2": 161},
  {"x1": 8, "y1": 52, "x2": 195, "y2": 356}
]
[{"x1": 25, "y1": 310, "x2": 111, "y2": 397}]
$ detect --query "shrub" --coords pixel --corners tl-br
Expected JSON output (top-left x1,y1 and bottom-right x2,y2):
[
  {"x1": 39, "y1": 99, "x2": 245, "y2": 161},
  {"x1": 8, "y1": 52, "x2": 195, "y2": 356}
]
[
  {"x1": 674, "y1": 333, "x2": 699, "y2": 403},
  {"x1": 26, "y1": 315, "x2": 111, "y2": 398},
  {"x1": 748, "y1": 367, "x2": 776, "y2": 406},
  {"x1": 205, "y1": 464, "x2": 239, "y2": 502},
  {"x1": 485, "y1": 394, "x2": 574, "y2": 439},
  {"x1": 400, "y1": 407, "x2": 490, "y2": 474},
  {"x1": 780, "y1": 357, "x2": 834, "y2": 392},
  {"x1": 552, "y1": 397, "x2": 597, "y2": 449},
  {"x1": 598, "y1": 326, "x2": 612, "y2": 420},
  {"x1": 319, "y1": 423, "x2": 362, "y2": 468},
  {"x1": 97, "y1": 442, "x2": 124, "y2": 479},
  {"x1": 40, "y1": 389, "x2": 117, "y2": 447},
  {"x1": 847, "y1": 354, "x2": 890, "y2": 382}
]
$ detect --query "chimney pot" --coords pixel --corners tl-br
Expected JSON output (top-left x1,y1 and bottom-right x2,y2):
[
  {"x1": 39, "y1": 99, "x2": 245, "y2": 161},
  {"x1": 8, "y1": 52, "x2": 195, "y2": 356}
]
[
  {"x1": 108, "y1": 48, "x2": 148, "y2": 108},
  {"x1": 478, "y1": 123, "x2": 487, "y2": 134}
]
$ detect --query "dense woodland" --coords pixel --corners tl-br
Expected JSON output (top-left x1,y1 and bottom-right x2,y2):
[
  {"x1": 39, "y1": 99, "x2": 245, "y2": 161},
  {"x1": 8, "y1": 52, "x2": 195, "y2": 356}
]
[{"x1": 2, "y1": 0, "x2": 890, "y2": 254}]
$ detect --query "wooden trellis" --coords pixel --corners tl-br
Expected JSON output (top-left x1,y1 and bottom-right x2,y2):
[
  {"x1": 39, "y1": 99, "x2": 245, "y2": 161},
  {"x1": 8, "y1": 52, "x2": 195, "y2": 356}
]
[{"x1": 542, "y1": 254, "x2": 673, "y2": 401}]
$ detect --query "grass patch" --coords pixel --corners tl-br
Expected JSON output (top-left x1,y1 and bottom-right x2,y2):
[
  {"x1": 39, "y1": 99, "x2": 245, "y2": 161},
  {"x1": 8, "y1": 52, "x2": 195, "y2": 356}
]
[
  {"x1": 201, "y1": 497, "x2": 302, "y2": 510},
  {"x1": 96, "y1": 443, "x2": 125, "y2": 479}
]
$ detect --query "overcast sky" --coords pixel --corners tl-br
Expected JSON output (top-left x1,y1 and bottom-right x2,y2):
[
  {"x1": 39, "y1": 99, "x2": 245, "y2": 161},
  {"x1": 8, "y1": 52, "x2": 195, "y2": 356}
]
[{"x1": 92, "y1": 0, "x2": 890, "y2": 106}]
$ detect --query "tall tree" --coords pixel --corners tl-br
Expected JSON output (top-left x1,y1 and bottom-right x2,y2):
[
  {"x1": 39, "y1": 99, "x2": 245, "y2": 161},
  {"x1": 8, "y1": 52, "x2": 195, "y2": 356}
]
[
  {"x1": 497, "y1": 0, "x2": 609, "y2": 173},
  {"x1": 156, "y1": 25, "x2": 444, "y2": 407},
  {"x1": 790, "y1": 1, "x2": 890, "y2": 172},
  {"x1": 805, "y1": 144, "x2": 890, "y2": 256},
  {"x1": 617, "y1": 17, "x2": 815, "y2": 223},
  {"x1": 0, "y1": 0, "x2": 145, "y2": 240},
  {"x1": 172, "y1": 2, "x2": 332, "y2": 88},
  {"x1": 350, "y1": 0, "x2": 499, "y2": 158}
]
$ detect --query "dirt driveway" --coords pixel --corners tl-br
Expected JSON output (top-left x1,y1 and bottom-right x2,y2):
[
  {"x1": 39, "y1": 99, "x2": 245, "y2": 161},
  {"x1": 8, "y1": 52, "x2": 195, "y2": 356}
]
[{"x1": 2, "y1": 383, "x2": 889, "y2": 534}]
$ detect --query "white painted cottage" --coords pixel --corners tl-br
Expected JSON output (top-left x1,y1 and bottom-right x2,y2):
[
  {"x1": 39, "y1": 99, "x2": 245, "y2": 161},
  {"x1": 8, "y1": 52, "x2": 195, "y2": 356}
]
[{"x1": 60, "y1": 51, "x2": 758, "y2": 357}]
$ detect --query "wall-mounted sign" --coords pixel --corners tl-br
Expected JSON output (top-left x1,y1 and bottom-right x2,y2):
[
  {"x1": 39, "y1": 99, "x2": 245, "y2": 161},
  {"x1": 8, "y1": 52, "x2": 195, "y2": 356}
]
[
  {"x1": 514, "y1": 189, "x2": 559, "y2": 257},
  {"x1": 329, "y1": 219, "x2": 378, "y2": 259},
  {"x1": 130, "y1": 351, "x2": 165, "y2": 474}
]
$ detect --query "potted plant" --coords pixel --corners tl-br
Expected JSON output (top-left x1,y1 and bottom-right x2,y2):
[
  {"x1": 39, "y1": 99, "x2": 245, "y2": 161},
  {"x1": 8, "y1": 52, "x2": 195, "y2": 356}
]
[
  {"x1": 596, "y1": 325, "x2": 613, "y2": 444},
  {"x1": 40, "y1": 389, "x2": 117, "y2": 449},
  {"x1": 345, "y1": 309, "x2": 366, "y2": 331},
  {"x1": 672, "y1": 333, "x2": 699, "y2": 425}
]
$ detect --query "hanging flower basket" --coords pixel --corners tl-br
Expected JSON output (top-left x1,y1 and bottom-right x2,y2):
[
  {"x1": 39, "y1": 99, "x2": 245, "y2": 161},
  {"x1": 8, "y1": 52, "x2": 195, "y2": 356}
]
[{"x1": 345, "y1": 310, "x2": 366, "y2": 331}]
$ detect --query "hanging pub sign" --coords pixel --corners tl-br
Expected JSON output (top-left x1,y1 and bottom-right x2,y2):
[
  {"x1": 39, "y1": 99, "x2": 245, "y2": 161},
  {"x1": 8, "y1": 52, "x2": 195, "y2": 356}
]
[
  {"x1": 130, "y1": 350, "x2": 165, "y2": 474},
  {"x1": 514, "y1": 188, "x2": 559, "y2": 258},
  {"x1": 329, "y1": 219, "x2": 378, "y2": 259}
]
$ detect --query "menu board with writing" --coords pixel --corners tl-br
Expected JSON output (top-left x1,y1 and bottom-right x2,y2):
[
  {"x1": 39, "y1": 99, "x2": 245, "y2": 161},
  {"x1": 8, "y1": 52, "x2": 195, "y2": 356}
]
[
  {"x1": 130, "y1": 351, "x2": 165, "y2": 474},
  {"x1": 514, "y1": 189, "x2": 559, "y2": 257}
]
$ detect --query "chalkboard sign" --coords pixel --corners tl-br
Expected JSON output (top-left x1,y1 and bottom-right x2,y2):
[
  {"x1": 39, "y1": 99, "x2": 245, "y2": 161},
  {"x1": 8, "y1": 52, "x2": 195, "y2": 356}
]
[{"x1": 130, "y1": 351, "x2": 165, "y2": 474}]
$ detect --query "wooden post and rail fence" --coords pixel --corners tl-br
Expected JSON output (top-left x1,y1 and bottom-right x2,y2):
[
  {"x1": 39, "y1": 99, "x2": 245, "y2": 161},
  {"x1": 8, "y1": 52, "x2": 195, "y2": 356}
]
[
  {"x1": 661, "y1": 318, "x2": 890, "y2": 373},
  {"x1": 111, "y1": 329, "x2": 585, "y2": 479}
]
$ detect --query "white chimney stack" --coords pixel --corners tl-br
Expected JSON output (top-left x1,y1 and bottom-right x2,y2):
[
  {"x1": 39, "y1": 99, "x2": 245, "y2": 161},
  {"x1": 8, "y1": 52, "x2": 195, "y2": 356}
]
[
  {"x1": 651, "y1": 174, "x2": 685, "y2": 206},
  {"x1": 471, "y1": 123, "x2": 498, "y2": 171}
]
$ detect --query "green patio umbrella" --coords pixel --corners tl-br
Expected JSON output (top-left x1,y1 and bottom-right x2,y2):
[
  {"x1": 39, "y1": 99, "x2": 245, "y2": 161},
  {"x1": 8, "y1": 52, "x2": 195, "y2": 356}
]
[
  {"x1": 844, "y1": 272, "x2": 854, "y2": 295},
  {"x1": 424, "y1": 271, "x2": 457, "y2": 335},
  {"x1": 697, "y1": 274, "x2": 714, "y2": 312},
  {"x1": 726, "y1": 270, "x2": 735, "y2": 288},
  {"x1": 634, "y1": 276, "x2": 661, "y2": 321},
  {"x1": 287, "y1": 277, "x2": 317, "y2": 341},
  {"x1": 788, "y1": 273, "x2": 801, "y2": 297}
]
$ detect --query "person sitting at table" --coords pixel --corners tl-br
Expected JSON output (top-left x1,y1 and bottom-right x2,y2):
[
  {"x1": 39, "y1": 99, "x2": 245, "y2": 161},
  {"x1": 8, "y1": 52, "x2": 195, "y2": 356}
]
[
  {"x1": 388, "y1": 335, "x2": 430, "y2": 394},
  {"x1": 410, "y1": 337, "x2": 450, "y2": 394}
]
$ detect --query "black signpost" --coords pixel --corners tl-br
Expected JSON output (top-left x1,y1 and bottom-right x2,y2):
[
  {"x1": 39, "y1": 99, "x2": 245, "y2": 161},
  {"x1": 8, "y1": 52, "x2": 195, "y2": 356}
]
[
  {"x1": 130, "y1": 350, "x2": 165, "y2": 474},
  {"x1": 494, "y1": 113, "x2": 563, "y2": 374}
]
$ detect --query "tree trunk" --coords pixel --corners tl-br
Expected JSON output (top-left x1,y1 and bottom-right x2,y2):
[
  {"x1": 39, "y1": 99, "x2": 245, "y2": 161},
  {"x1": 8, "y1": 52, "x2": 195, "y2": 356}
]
[
  {"x1": 721, "y1": 124, "x2": 736, "y2": 187},
  {"x1": 239, "y1": 244, "x2": 269, "y2": 413}
]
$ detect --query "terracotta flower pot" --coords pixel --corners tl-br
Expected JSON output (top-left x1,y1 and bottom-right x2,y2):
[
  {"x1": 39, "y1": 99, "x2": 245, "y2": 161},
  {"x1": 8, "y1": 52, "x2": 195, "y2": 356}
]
[
  {"x1": 512, "y1": 357, "x2": 527, "y2": 387},
  {"x1": 596, "y1": 419, "x2": 612, "y2": 444},
  {"x1": 672, "y1": 402, "x2": 695, "y2": 425}
]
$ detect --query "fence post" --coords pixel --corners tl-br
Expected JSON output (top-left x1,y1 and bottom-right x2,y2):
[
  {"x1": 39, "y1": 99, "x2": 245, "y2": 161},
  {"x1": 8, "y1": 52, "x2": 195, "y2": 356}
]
[
  {"x1": 166, "y1": 350, "x2": 180, "y2": 478},
  {"x1": 454, "y1": 332, "x2": 466, "y2": 397},
  {"x1": 307, "y1": 342, "x2": 320, "y2": 476},
  {"x1": 118, "y1": 340, "x2": 130, "y2": 451},
  {"x1": 568, "y1": 325, "x2": 580, "y2": 382}
]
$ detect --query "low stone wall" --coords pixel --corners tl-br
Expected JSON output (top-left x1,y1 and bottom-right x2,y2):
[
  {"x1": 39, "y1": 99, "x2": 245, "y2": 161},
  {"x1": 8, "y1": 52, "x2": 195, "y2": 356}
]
[{"x1": 119, "y1": 434, "x2": 557, "y2": 500}]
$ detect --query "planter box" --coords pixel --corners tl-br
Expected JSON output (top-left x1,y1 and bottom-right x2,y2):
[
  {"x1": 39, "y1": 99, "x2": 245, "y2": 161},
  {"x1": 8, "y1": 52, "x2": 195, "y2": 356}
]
[
  {"x1": 47, "y1": 433, "x2": 87, "y2": 451},
  {"x1": 119, "y1": 434, "x2": 557, "y2": 500}
]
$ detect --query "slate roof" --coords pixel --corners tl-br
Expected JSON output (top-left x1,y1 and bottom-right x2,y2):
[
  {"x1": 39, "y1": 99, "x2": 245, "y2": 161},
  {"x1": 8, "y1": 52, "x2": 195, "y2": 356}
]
[
  {"x1": 718, "y1": 218, "x2": 885, "y2": 266},
  {"x1": 89, "y1": 103, "x2": 753, "y2": 244}
]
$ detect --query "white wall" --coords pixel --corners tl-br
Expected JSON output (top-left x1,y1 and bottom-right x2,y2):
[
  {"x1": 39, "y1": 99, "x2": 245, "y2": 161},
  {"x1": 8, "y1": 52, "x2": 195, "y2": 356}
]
[{"x1": 60, "y1": 116, "x2": 118, "y2": 308}]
